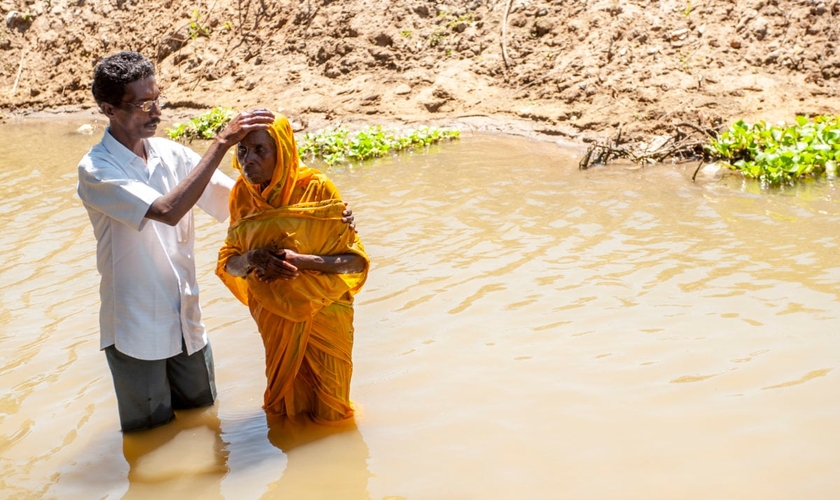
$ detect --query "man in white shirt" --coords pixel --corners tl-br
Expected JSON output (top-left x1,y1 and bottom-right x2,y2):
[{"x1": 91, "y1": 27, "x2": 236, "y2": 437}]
[{"x1": 77, "y1": 51, "x2": 276, "y2": 432}]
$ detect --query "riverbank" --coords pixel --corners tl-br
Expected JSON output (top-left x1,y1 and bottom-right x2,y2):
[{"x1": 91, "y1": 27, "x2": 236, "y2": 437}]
[{"x1": 2, "y1": 0, "x2": 839, "y2": 150}]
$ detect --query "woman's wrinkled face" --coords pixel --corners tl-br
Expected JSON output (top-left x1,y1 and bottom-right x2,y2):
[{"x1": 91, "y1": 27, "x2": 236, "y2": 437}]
[{"x1": 237, "y1": 130, "x2": 277, "y2": 186}]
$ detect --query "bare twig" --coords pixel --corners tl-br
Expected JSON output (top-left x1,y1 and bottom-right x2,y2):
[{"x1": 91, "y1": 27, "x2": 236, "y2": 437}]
[
  {"x1": 580, "y1": 130, "x2": 708, "y2": 170},
  {"x1": 606, "y1": 35, "x2": 615, "y2": 64},
  {"x1": 602, "y1": 123, "x2": 622, "y2": 164},
  {"x1": 674, "y1": 121, "x2": 717, "y2": 138},
  {"x1": 692, "y1": 160, "x2": 705, "y2": 182},
  {"x1": 238, "y1": 0, "x2": 248, "y2": 31},
  {"x1": 579, "y1": 144, "x2": 594, "y2": 170},
  {"x1": 10, "y1": 51, "x2": 24, "y2": 96},
  {"x1": 501, "y1": 0, "x2": 513, "y2": 70}
]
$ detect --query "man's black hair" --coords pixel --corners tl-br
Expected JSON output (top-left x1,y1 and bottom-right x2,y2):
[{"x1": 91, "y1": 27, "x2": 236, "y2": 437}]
[{"x1": 91, "y1": 51, "x2": 155, "y2": 106}]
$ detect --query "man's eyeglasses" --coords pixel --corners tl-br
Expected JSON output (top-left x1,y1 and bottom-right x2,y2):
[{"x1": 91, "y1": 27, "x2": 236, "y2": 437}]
[{"x1": 121, "y1": 95, "x2": 168, "y2": 112}]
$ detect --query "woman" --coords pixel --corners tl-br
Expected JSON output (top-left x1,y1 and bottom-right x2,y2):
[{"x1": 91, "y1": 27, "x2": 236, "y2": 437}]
[{"x1": 216, "y1": 115, "x2": 369, "y2": 424}]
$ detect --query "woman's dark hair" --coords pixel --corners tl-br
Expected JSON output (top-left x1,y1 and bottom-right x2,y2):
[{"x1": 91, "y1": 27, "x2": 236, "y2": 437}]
[{"x1": 91, "y1": 51, "x2": 155, "y2": 106}]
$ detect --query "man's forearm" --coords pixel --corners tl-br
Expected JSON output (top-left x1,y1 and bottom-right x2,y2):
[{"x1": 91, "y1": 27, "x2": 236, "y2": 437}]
[
  {"x1": 145, "y1": 139, "x2": 230, "y2": 226},
  {"x1": 145, "y1": 109, "x2": 275, "y2": 226}
]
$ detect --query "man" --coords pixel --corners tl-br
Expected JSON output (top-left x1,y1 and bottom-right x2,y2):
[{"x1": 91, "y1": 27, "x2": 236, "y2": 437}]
[{"x1": 76, "y1": 51, "x2": 277, "y2": 432}]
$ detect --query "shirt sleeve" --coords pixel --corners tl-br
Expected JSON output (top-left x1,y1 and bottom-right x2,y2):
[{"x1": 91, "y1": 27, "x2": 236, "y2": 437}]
[
  {"x1": 198, "y1": 169, "x2": 235, "y2": 222},
  {"x1": 174, "y1": 145, "x2": 233, "y2": 223},
  {"x1": 77, "y1": 157, "x2": 161, "y2": 231}
]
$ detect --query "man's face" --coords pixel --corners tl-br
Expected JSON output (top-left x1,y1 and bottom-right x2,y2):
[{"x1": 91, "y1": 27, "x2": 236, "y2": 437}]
[
  {"x1": 102, "y1": 76, "x2": 162, "y2": 144},
  {"x1": 237, "y1": 130, "x2": 277, "y2": 186}
]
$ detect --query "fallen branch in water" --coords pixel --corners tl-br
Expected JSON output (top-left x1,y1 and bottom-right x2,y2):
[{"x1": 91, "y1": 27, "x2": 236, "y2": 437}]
[
  {"x1": 583, "y1": 115, "x2": 840, "y2": 187},
  {"x1": 579, "y1": 122, "x2": 715, "y2": 170}
]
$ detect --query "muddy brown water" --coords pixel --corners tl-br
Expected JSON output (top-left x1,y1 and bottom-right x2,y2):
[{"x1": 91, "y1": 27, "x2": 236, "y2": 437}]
[{"x1": 1, "y1": 116, "x2": 839, "y2": 499}]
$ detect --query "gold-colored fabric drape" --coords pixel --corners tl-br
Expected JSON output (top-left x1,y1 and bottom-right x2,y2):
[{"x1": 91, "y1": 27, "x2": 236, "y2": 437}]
[{"x1": 216, "y1": 116, "x2": 369, "y2": 424}]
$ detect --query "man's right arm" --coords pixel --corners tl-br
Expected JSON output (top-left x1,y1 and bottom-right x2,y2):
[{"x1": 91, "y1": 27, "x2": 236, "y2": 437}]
[{"x1": 145, "y1": 109, "x2": 274, "y2": 226}]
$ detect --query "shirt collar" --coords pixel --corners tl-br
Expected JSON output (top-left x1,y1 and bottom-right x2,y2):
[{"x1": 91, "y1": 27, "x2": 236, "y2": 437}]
[{"x1": 101, "y1": 128, "x2": 158, "y2": 169}]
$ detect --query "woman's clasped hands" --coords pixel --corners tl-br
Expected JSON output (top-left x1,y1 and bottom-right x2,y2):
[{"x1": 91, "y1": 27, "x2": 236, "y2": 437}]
[{"x1": 247, "y1": 248, "x2": 299, "y2": 282}]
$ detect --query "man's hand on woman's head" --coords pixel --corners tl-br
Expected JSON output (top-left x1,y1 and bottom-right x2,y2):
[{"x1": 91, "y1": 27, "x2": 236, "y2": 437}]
[{"x1": 216, "y1": 109, "x2": 275, "y2": 148}]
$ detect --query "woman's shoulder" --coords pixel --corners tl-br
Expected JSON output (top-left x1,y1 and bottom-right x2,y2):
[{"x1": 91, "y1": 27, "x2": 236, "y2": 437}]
[{"x1": 297, "y1": 167, "x2": 340, "y2": 196}]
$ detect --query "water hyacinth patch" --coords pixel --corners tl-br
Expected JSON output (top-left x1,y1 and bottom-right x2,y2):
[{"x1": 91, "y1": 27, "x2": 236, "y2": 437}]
[
  {"x1": 297, "y1": 125, "x2": 461, "y2": 166},
  {"x1": 706, "y1": 115, "x2": 840, "y2": 186},
  {"x1": 167, "y1": 106, "x2": 236, "y2": 143}
]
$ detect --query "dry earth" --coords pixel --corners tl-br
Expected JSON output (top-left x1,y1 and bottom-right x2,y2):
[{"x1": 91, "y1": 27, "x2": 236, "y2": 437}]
[{"x1": 2, "y1": 0, "x2": 840, "y2": 151}]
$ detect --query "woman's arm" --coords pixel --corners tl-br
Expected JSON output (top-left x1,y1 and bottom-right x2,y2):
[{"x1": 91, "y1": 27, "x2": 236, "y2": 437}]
[
  {"x1": 225, "y1": 247, "x2": 365, "y2": 282},
  {"x1": 284, "y1": 249, "x2": 367, "y2": 274},
  {"x1": 225, "y1": 248, "x2": 299, "y2": 280}
]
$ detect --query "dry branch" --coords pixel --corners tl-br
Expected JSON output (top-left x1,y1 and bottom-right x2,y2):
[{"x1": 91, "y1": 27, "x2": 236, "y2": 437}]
[
  {"x1": 579, "y1": 122, "x2": 713, "y2": 170},
  {"x1": 501, "y1": 0, "x2": 513, "y2": 70},
  {"x1": 10, "y1": 51, "x2": 24, "y2": 96}
]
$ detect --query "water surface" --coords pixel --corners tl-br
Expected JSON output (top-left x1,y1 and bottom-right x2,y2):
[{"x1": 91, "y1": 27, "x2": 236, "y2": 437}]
[{"x1": 1, "y1": 115, "x2": 839, "y2": 499}]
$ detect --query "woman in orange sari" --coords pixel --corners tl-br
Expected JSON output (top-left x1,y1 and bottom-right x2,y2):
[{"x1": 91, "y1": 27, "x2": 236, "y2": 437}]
[{"x1": 216, "y1": 115, "x2": 369, "y2": 424}]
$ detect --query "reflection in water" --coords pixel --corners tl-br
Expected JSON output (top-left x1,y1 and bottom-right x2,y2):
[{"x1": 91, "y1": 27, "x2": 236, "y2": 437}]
[
  {"x1": 263, "y1": 417, "x2": 371, "y2": 500},
  {"x1": 3, "y1": 117, "x2": 840, "y2": 499},
  {"x1": 121, "y1": 406, "x2": 228, "y2": 499}
]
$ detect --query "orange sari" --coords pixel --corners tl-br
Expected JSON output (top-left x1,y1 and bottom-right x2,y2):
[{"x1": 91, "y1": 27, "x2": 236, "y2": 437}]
[{"x1": 216, "y1": 116, "x2": 369, "y2": 424}]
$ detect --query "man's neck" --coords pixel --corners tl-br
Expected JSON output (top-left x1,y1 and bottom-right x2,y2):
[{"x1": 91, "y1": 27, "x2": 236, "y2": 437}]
[{"x1": 109, "y1": 127, "x2": 147, "y2": 162}]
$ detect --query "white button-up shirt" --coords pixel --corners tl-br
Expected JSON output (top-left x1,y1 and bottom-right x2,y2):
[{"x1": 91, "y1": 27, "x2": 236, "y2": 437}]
[{"x1": 77, "y1": 129, "x2": 234, "y2": 361}]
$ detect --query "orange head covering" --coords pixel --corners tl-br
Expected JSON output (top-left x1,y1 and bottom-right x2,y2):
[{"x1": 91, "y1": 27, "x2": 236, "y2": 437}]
[{"x1": 230, "y1": 115, "x2": 302, "y2": 219}]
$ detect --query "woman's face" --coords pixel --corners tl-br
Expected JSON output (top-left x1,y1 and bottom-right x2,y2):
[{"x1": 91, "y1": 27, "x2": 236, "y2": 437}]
[{"x1": 237, "y1": 130, "x2": 277, "y2": 186}]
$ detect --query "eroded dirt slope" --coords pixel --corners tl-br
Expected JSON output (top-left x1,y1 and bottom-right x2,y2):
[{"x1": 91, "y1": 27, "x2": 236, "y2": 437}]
[{"x1": 2, "y1": 0, "x2": 839, "y2": 146}]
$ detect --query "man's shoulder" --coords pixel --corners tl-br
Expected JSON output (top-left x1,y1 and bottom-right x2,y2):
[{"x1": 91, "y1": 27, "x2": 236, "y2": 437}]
[
  {"x1": 148, "y1": 136, "x2": 185, "y2": 150},
  {"x1": 148, "y1": 137, "x2": 199, "y2": 164},
  {"x1": 148, "y1": 136, "x2": 196, "y2": 154},
  {"x1": 79, "y1": 139, "x2": 116, "y2": 170}
]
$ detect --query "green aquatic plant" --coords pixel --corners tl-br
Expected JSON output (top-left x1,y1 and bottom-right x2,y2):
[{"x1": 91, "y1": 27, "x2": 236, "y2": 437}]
[
  {"x1": 706, "y1": 115, "x2": 840, "y2": 186},
  {"x1": 166, "y1": 106, "x2": 235, "y2": 142},
  {"x1": 298, "y1": 125, "x2": 461, "y2": 166},
  {"x1": 166, "y1": 108, "x2": 459, "y2": 165}
]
